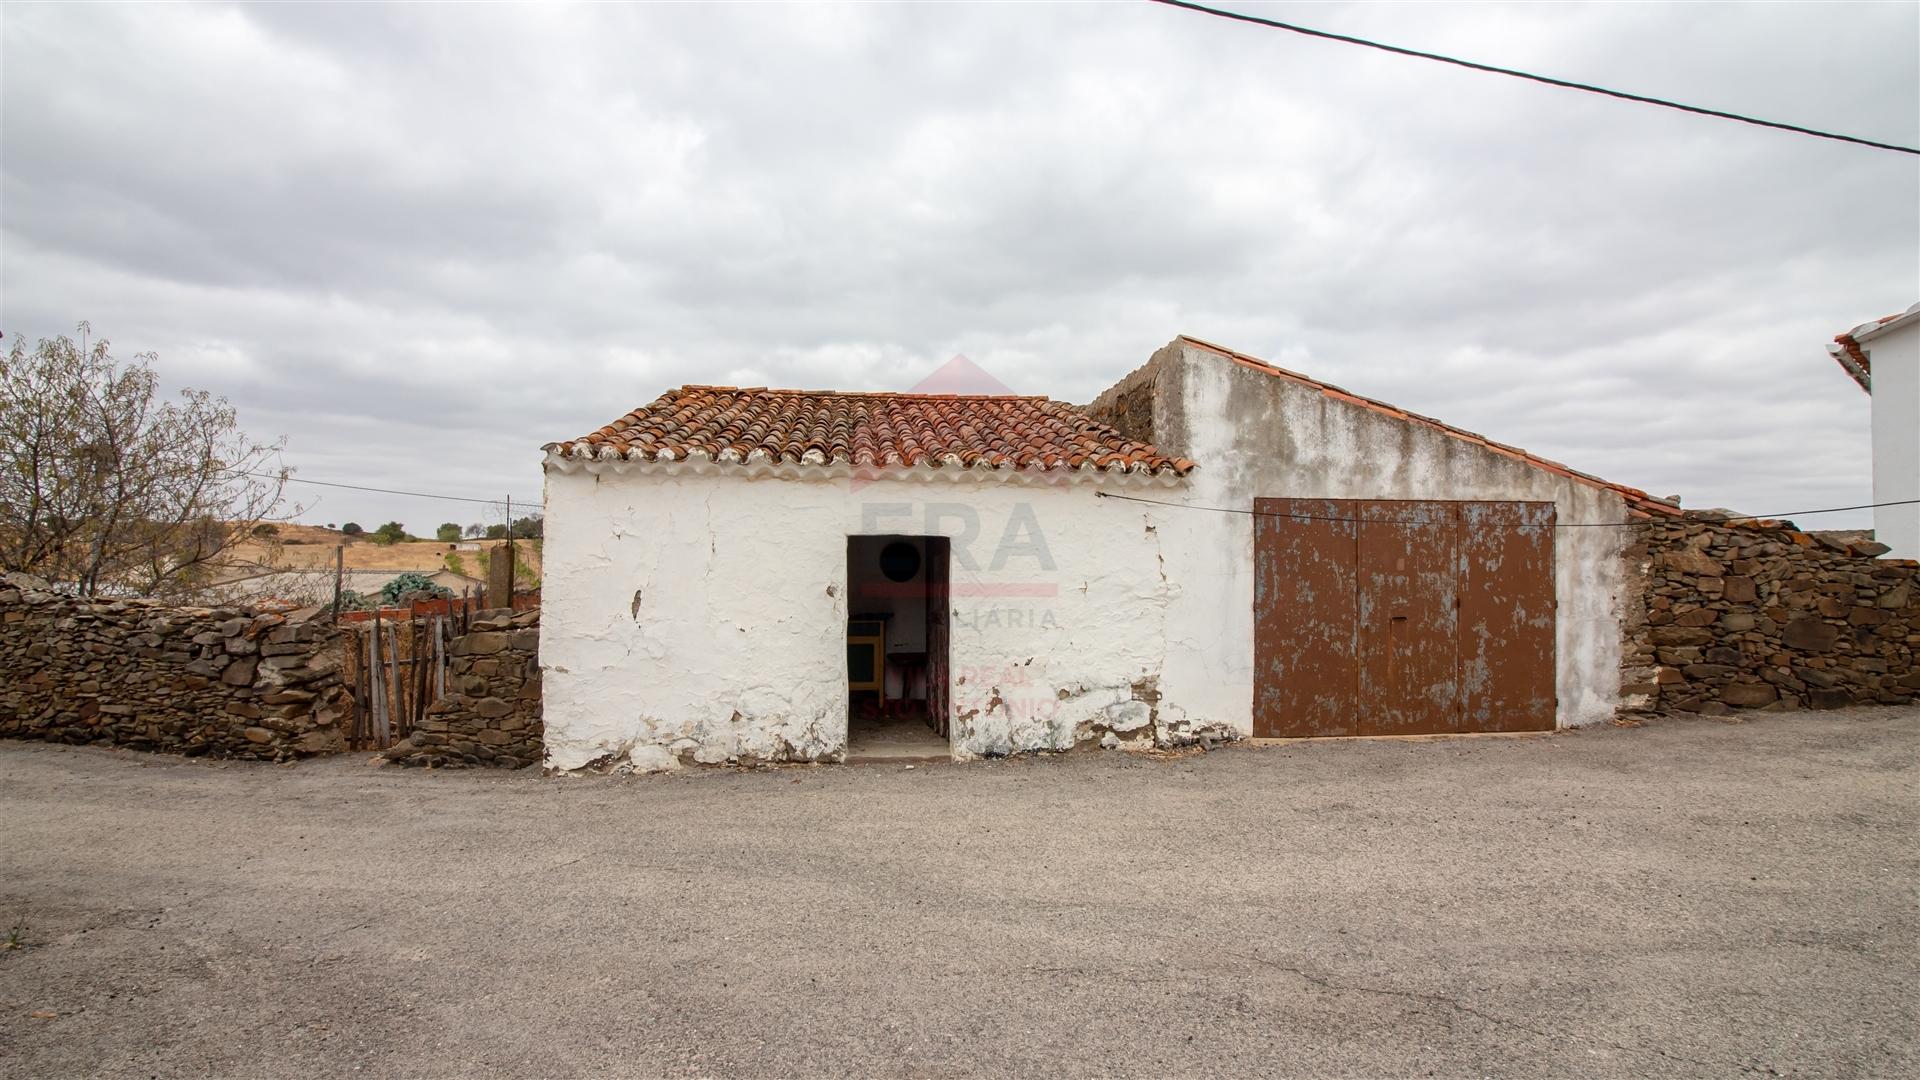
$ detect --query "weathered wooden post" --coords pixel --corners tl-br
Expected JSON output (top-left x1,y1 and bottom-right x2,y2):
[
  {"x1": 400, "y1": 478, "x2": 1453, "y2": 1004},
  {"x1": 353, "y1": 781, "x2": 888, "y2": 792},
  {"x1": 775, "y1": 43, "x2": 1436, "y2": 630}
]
[{"x1": 330, "y1": 544, "x2": 344, "y2": 623}]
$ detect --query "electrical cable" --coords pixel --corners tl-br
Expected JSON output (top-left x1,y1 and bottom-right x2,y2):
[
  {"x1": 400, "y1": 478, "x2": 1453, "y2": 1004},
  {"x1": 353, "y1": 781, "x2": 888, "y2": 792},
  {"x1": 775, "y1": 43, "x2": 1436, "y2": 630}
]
[
  {"x1": 35, "y1": 457, "x2": 1908, "y2": 531},
  {"x1": 1146, "y1": 0, "x2": 1920, "y2": 156},
  {"x1": 1094, "y1": 489, "x2": 1918, "y2": 529},
  {"x1": 244, "y1": 468, "x2": 1920, "y2": 531},
  {"x1": 238, "y1": 471, "x2": 538, "y2": 508}
]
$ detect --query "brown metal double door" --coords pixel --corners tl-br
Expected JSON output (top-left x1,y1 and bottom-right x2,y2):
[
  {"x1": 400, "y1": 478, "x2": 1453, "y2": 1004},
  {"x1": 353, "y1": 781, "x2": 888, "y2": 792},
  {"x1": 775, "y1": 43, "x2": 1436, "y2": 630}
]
[{"x1": 1253, "y1": 498, "x2": 1555, "y2": 737}]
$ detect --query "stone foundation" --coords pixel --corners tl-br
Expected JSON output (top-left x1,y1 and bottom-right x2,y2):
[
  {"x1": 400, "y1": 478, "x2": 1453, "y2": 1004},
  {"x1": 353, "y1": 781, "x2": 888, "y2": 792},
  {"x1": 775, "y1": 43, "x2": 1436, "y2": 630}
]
[
  {"x1": 1621, "y1": 518, "x2": 1919, "y2": 715},
  {"x1": 0, "y1": 573, "x2": 351, "y2": 759},
  {"x1": 383, "y1": 608, "x2": 542, "y2": 768}
]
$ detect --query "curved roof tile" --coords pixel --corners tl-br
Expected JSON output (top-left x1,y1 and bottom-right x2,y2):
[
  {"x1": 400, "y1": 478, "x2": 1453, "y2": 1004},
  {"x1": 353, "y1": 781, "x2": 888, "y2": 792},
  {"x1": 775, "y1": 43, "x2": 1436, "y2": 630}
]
[{"x1": 548, "y1": 386, "x2": 1195, "y2": 477}]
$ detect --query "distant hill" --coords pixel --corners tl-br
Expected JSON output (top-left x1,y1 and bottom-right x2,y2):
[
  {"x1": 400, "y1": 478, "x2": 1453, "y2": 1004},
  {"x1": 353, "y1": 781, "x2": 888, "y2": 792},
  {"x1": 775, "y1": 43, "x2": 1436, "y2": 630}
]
[{"x1": 226, "y1": 530, "x2": 541, "y2": 577}]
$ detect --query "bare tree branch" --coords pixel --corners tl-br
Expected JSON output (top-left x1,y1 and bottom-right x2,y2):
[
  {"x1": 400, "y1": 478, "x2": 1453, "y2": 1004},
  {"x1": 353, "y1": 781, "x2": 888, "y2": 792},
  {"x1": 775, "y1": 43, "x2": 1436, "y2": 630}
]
[{"x1": 0, "y1": 324, "x2": 297, "y2": 598}]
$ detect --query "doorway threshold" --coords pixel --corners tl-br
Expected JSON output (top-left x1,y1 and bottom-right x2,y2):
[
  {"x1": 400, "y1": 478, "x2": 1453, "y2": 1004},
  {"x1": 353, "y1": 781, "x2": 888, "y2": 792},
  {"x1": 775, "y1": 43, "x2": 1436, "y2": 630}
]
[{"x1": 847, "y1": 715, "x2": 951, "y2": 764}]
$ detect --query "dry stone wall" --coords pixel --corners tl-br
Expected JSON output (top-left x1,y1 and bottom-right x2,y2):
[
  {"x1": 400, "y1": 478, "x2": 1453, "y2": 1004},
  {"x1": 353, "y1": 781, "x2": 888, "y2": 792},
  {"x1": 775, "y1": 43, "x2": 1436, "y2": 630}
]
[
  {"x1": 0, "y1": 572, "x2": 351, "y2": 759},
  {"x1": 1620, "y1": 518, "x2": 1919, "y2": 714},
  {"x1": 383, "y1": 608, "x2": 542, "y2": 768}
]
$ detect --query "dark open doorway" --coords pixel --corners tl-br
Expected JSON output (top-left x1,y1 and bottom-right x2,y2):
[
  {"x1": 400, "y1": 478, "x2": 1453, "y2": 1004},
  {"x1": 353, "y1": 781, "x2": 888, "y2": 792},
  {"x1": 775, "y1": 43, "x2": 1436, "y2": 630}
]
[{"x1": 846, "y1": 535, "x2": 950, "y2": 760}]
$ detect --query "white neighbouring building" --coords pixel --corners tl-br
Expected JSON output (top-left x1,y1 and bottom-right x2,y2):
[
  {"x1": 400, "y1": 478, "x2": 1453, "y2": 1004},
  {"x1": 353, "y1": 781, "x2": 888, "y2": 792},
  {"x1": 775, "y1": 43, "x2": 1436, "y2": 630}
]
[
  {"x1": 1828, "y1": 302, "x2": 1920, "y2": 560},
  {"x1": 538, "y1": 337, "x2": 1681, "y2": 772}
]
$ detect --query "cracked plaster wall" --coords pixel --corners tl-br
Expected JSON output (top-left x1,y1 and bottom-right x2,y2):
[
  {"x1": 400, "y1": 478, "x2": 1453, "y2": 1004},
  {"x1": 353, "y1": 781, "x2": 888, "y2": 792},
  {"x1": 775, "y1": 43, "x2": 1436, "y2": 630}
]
[
  {"x1": 542, "y1": 337, "x2": 1634, "y2": 772},
  {"x1": 539, "y1": 467, "x2": 1217, "y2": 771}
]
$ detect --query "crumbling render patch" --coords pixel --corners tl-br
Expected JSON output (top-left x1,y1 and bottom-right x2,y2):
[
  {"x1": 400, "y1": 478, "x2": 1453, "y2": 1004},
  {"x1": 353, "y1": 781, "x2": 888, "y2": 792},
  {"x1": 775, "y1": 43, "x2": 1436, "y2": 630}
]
[{"x1": 560, "y1": 706, "x2": 842, "y2": 774}]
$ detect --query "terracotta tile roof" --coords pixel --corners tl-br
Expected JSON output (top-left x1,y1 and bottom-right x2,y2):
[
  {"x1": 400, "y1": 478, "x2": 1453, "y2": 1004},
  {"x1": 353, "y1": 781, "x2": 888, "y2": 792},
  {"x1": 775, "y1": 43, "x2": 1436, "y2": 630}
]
[
  {"x1": 548, "y1": 386, "x2": 1196, "y2": 476},
  {"x1": 1828, "y1": 331, "x2": 1874, "y2": 392},
  {"x1": 1177, "y1": 336, "x2": 1684, "y2": 519}
]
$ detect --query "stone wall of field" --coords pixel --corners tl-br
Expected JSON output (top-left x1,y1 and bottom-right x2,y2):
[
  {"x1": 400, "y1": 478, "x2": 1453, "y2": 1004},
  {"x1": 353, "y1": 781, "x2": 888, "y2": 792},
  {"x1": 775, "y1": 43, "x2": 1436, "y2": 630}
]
[
  {"x1": 0, "y1": 573, "x2": 351, "y2": 759},
  {"x1": 382, "y1": 608, "x2": 542, "y2": 768},
  {"x1": 1620, "y1": 518, "x2": 1920, "y2": 714}
]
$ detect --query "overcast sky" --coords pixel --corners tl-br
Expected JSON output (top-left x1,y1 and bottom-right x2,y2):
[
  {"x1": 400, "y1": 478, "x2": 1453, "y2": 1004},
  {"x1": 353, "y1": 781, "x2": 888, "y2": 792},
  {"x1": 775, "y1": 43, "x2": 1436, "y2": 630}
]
[{"x1": 3, "y1": 2, "x2": 1915, "y2": 531}]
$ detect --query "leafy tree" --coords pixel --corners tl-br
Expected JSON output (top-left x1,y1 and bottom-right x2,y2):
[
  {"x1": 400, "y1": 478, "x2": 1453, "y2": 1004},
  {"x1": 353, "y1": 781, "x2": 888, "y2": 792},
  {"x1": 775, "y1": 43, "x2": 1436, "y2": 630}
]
[
  {"x1": 340, "y1": 522, "x2": 364, "y2": 536},
  {"x1": 0, "y1": 323, "x2": 292, "y2": 596},
  {"x1": 463, "y1": 522, "x2": 485, "y2": 538},
  {"x1": 510, "y1": 514, "x2": 543, "y2": 539},
  {"x1": 324, "y1": 522, "x2": 337, "y2": 530},
  {"x1": 434, "y1": 522, "x2": 462, "y2": 542},
  {"x1": 371, "y1": 521, "x2": 408, "y2": 545},
  {"x1": 484, "y1": 523, "x2": 507, "y2": 540}
]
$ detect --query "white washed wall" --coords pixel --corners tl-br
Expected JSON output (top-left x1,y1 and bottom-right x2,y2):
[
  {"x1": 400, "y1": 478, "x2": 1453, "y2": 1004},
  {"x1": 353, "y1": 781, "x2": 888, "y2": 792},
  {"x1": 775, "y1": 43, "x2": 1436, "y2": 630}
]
[
  {"x1": 539, "y1": 464, "x2": 1229, "y2": 771},
  {"x1": 540, "y1": 339, "x2": 1644, "y2": 772},
  {"x1": 1868, "y1": 320, "x2": 1920, "y2": 560}
]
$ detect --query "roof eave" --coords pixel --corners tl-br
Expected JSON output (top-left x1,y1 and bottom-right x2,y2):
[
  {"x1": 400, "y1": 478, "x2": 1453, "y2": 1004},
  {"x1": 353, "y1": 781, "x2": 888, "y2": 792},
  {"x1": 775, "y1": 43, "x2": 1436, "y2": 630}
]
[
  {"x1": 1846, "y1": 301, "x2": 1920, "y2": 345},
  {"x1": 541, "y1": 447, "x2": 1194, "y2": 486},
  {"x1": 1826, "y1": 342, "x2": 1873, "y2": 393}
]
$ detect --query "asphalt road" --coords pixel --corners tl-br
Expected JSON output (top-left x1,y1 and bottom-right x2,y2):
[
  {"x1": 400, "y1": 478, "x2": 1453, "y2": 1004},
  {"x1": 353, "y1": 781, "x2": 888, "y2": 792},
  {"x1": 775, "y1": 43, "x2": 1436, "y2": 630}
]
[{"x1": 2, "y1": 709, "x2": 1914, "y2": 1078}]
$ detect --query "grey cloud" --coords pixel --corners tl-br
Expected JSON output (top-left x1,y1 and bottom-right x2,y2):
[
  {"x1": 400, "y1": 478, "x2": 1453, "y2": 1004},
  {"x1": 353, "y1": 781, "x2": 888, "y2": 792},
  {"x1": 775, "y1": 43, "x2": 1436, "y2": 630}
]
[{"x1": 2, "y1": 0, "x2": 1914, "y2": 531}]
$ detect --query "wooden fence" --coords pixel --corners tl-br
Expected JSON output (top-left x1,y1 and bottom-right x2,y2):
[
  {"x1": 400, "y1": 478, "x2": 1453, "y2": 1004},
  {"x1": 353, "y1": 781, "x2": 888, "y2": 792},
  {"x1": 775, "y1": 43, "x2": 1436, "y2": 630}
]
[{"x1": 341, "y1": 598, "x2": 488, "y2": 750}]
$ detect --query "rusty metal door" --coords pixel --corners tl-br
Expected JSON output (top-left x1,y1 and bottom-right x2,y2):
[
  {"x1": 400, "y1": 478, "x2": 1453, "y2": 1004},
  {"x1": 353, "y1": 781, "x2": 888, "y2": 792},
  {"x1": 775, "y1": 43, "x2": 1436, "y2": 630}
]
[
  {"x1": 1457, "y1": 502, "x2": 1556, "y2": 732},
  {"x1": 1253, "y1": 499, "x2": 1357, "y2": 737},
  {"x1": 1253, "y1": 498, "x2": 1555, "y2": 737},
  {"x1": 1357, "y1": 501, "x2": 1459, "y2": 735}
]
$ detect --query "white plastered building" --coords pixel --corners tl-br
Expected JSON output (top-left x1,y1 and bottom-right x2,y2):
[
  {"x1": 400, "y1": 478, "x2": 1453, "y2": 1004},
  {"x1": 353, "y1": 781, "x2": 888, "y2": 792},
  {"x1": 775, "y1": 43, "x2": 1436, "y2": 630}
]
[
  {"x1": 539, "y1": 338, "x2": 1680, "y2": 771},
  {"x1": 1828, "y1": 302, "x2": 1920, "y2": 560}
]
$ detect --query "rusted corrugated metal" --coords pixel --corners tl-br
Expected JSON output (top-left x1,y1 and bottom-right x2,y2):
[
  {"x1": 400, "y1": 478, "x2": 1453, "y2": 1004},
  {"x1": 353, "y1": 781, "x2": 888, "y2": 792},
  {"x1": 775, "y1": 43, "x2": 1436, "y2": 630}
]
[{"x1": 1253, "y1": 498, "x2": 1556, "y2": 737}]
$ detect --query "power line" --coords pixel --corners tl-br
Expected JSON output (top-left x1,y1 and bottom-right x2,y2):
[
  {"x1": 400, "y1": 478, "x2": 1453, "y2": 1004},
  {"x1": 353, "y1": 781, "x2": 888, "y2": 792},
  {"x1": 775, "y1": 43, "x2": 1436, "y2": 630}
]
[
  {"x1": 243, "y1": 471, "x2": 539, "y2": 509},
  {"x1": 32, "y1": 453, "x2": 1907, "y2": 530},
  {"x1": 1146, "y1": 0, "x2": 1920, "y2": 156},
  {"x1": 1094, "y1": 489, "x2": 1919, "y2": 529},
  {"x1": 12, "y1": 455, "x2": 539, "y2": 510}
]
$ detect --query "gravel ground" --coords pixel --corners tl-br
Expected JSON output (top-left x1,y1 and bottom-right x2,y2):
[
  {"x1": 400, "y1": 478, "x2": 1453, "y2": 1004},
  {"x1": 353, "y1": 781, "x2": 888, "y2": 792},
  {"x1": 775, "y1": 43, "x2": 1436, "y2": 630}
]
[{"x1": 1, "y1": 708, "x2": 1914, "y2": 1079}]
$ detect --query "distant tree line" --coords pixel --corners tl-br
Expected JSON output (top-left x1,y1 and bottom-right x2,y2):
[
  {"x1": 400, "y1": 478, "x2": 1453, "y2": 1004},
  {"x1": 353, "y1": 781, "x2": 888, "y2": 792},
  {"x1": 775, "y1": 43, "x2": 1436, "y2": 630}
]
[{"x1": 335, "y1": 516, "x2": 543, "y2": 544}]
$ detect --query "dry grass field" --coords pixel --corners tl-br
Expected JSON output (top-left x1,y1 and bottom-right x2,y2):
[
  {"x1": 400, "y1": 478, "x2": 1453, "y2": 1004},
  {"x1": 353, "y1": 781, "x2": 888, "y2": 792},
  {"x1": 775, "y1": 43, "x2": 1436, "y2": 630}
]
[{"x1": 228, "y1": 525, "x2": 540, "y2": 577}]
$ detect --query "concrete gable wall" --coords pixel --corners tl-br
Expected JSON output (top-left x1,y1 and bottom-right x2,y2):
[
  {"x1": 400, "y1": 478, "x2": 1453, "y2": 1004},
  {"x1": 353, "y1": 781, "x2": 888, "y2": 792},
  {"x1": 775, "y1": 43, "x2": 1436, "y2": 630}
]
[{"x1": 1143, "y1": 339, "x2": 1634, "y2": 729}]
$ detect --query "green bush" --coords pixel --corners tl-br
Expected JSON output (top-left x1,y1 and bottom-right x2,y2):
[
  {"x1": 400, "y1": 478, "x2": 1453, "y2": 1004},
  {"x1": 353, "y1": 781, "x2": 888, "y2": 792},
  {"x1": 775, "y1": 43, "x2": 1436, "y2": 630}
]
[{"x1": 380, "y1": 571, "x2": 452, "y2": 604}]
